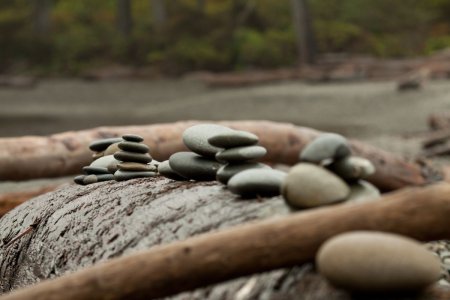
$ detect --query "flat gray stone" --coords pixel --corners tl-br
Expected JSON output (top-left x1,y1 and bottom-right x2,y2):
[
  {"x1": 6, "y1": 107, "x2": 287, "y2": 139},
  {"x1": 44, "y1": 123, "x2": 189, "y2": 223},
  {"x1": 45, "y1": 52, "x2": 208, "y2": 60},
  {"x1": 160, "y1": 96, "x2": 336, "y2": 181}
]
[
  {"x1": 96, "y1": 174, "x2": 115, "y2": 182},
  {"x1": 299, "y1": 133, "x2": 351, "y2": 164},
  {"x1": 281, "y1": 163, "x2": 350, "y2": 209},
  {"x1": 117, "y1": 162, "x2": 157, "y2": 172},
  {"x1": 182, "y1": 124, "x2": 233, "y2": 157},
  {"x1": 118, "y1": 141, "x2": 149, "y2": 154},
  {"x1": 73, "y1": 175, "x2": 85, "y2": 185},
  {"x1": 329, "y1": 156, "x2": 375, "y2": 181},
  {"x1": 227, "y1": 169, "x2": 286, "y2": 198},
  {"x1": 208, "y1": 130, "x2": 259, "y2": 148},
  {"x1": 114, "y1": 170, "x2": 157, "y2": 181},
  {"x1": 114, "y1": 151, "x2": 152, "y2": 164},
  {"x1": 83, "y1": 174, "x2": 98, "y2": 185},
  {"x1": 158, "y1": 160, "x2": 188, "y2": 181},
  {"x1": 216, "y1": 162, "x2": 270, "y2": 184},
  {"x1": 89, "y1": 138, "x2": 123, "y2": 152},
  {"x1": 317, "y1": 231, "x2": 441, "y2": 292},
  {"x1": 346, "y1": 180, "x2": 380, "y2": 204},
  {"x1": 82, "y1": 166, "x2": 110, "y2": 175},
  {"x1": 216, "y1": 146, "x2": 267, "y2": 163},
  {"x1": 169, "y1": 152, "x2": 223, "y2": 181},
  {"x1": 122, "y1": 134, "x2": 144, "y2": 143}
]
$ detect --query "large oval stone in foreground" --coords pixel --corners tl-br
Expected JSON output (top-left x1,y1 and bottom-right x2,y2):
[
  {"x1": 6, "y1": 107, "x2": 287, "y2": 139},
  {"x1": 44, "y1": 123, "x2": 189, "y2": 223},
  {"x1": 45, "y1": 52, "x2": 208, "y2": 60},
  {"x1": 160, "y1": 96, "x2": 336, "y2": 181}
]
[
  {"x1": 169, "y1": 152, "x2": 223, "y2": 181},
  {"x1": 317, "y1": 231, "x2": 441, "y2": 293},
  {"x1": 281, "y1": 163, "x2": 350, "y2": 209},
  {"x1": 299, "y1": 133, "x2": 351, "y2": 164},
  {"x1": 182, "y1": 124, "x2": 233, "y2": 157},
  {"x1": 227, "y1": 168, "x2": 286, "y2": 198}
]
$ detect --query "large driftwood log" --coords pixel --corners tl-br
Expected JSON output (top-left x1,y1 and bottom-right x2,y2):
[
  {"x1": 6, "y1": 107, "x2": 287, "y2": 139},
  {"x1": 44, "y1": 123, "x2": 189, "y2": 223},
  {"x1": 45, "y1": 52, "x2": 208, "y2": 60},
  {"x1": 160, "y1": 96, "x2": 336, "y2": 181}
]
[
  {"x1": 0, "y1": 121, "x2": 438, "y2": 191},
  {"x1": 1, "y1": 177, "x2": 450, "y2": 299}
]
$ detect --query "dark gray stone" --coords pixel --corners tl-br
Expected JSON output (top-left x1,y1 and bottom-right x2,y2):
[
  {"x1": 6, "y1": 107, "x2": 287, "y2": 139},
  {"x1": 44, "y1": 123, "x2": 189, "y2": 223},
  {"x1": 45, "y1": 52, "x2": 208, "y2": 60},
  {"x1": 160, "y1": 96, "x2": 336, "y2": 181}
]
[
  {"x1": 182, "y1": 124, "x2": 233, "y2": 157},
  {"x1": 169, "y1": 152, "x2": 223, "y2": 181},
  {"x1": 122, "y1": 134, "x2": 144, "y2": 143},
  {"x1": 82, "y1": 166, "x2": 110, "y2": 175},
  {"x1": 114, "y1": 170, "x2": 157, "y2": 181},
  {"x1": 208, "y1": 130, "x2": 259, "y2": 148},
  {"x1": 227, "y1": 169, "x2": 286, "y2": 198},
  {"x1": 299, "y1": 133, "x2": 351, "y2": 164},
  {"x1": 114, "y1": 151, "x2": 152, "y2": 164},
  {"x1": 158, "y1": 160, "x2": 188, "y2": 181},
  {"x1": 216, "y1": 146, "x2": 267, "y2": 163},
  {"x1": 118, "y1": 141, "x2": 149, "y2": 154},
  {"x1": 73, "y1": 175, "x2": 86, "y2": 185},
  {"x1": 89, "y1": 138, "x2": 123, "y2": 152},
  {"x1": 117, "y1": 162, "x2": 157, "y2": 172},
  {"x1": 96, "y1": 174, "x2": 115, "y2": 182},
  {"x1": 216, "y1": 162, "x2": 270, "y2": 184}
]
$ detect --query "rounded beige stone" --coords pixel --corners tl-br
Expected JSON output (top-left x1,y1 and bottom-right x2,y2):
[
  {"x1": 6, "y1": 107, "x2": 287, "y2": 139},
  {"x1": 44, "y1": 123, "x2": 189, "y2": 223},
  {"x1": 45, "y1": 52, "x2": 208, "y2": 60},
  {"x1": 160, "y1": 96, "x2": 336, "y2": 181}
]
[
  {"x1": 316, "y1": 231, "x2": 442, "y2": 292},
  {"x1": 281, "y1": 163, "x2": 350, "y2": 208}
]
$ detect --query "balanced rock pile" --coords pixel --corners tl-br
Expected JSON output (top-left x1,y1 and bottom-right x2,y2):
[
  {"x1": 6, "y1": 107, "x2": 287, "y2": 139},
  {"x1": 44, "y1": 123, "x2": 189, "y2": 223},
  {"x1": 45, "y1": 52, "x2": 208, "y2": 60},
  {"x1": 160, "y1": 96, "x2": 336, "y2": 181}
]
[
  {"x1": 282, "y1": 133, "x2": 380, "y2": 209},
  {"x1": 159, "y1": 124, "x2": 287, "y2": 197},
  {"x1": 74, "y1": 134, "x2": 156, "y2": 184}
]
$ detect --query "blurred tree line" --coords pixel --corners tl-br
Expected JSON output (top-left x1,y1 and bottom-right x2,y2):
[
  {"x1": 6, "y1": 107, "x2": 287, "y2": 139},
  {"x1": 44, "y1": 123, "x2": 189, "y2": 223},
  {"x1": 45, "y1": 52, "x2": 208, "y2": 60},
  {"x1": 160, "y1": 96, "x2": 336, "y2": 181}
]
[{"x1": 1, "y1": 0, "x2": 450, "y2": 75}]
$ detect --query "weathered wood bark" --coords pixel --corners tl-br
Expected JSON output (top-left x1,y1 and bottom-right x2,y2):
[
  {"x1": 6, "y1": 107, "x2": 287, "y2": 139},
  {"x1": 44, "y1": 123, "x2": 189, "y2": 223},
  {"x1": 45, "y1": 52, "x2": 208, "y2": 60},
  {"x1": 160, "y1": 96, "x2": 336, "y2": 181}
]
[
  {"x1": 0, "y1": 121, "x2": 439, "y2": 191},
  {"x1": 117, "y1": 0, "x2": 133, "y2": 37},
  {"x1": 33, "y1": 0, "x2": 51, "y2": 36},
  {"x1": 1, "y1": 179, "x2": 450, "y2": 299},
  {"x1": 290, "y1": 0, "x2": 316, "y2": 66}
]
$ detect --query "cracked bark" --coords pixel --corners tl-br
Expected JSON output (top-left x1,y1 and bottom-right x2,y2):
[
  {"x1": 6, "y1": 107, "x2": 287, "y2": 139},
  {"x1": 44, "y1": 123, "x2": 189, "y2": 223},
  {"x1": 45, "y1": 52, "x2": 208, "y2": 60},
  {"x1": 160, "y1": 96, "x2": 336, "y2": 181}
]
[{"x1": 1, "y1": 177, "x2": 449, "y2": 299}]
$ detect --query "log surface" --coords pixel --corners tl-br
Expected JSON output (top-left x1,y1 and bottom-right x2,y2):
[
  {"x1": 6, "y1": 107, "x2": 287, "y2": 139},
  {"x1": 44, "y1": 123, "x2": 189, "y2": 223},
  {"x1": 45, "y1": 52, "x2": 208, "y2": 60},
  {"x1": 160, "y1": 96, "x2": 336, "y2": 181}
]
[
  {"x1": 1, "y1": 177, "x2": 450, "y2": 299},
  {"x1": 0, "y1": 121, "x2": 438, "y2": 191}
]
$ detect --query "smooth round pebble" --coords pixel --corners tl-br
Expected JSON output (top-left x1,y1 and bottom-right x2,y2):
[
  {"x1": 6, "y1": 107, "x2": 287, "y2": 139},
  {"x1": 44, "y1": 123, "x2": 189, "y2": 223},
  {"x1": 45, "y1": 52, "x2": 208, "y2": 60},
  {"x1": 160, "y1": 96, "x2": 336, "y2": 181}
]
[
  {"x1": 346, "y1": 180, "x2": 380, "y2": 203},
  {"x1": 82, "y1": 166, "x2": 110, "y2": 175},
  {"x1": 216, "y1": 162, "x2": 270, "y2": 184},
  {"x1": 90, "y1": 155, "x2": 120, "y2": 169},
  {"x1": 169, "y1": 152, "x2": 223, "y2": 181},
  {"x1": 208, "y1": 130, "x2": 259, "y2": 148},
  {"x1": 329, "y1": 156, "x2": 375, "y2": 181},
  {"x1": 118, "y1": 162, "x2": 157, "y2": 172},
  {"x1": 281, "y1": 163, "x2": 350, "y2": 208},
  {"x1": 317, "y1": 231, "x2": 441, "y2": 292},
  {"x1": 89, "y1": 138, "x2": 123, "y2": 152},
  {"x1": 122, "y1": 134, "x2": 144, "y2": 143},
  {"x1": 83, "y1": 174, "x2": 98, "y2": 185},
  {"x1": 158, "y1": 160, "x2": 188, "y2": 181},
  {"x1": 114, "y1": 151, "x2": 152, "y2": 164},
  {"x1": 73, "y1": 175, "x2": 86, "y2": 185},
  {"x1": 118, "y1": 141, "x2": 149, "y2": 154},
  {"x1": 216, "y1": 145, "x2": 267, "y2": 163},
  {"x1": 299, "y1": 133, "x2": 351, "y2": 164},
  {"x1": 114, "y1": 170, "x2": 157, "y2": 181},
  {"x1": 182, "y1": 124, "x2": 233, "y2": 157},
  {"x1": 227, "y1": 168, "x2": 286, "y2": 198},
  {"x1": 103, "y1": 143, "x2": 121, "y2": 156}
]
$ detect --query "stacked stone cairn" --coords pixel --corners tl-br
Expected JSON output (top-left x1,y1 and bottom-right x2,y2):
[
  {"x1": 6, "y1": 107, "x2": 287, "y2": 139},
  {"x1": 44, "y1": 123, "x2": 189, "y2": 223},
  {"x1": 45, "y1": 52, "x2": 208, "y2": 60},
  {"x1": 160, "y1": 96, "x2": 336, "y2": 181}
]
[
  {"x1": 160, "y1": 124, "x2": 286, "y2": 197},
  {"x1": 281, "y1": 133, "x2": 380, "y2": 209},
  {"x1": 113, "y1": 134, "x2": 157, "y2": 181},
  {"x1": 74, "y1": 134, "x2": 156, "y2": 185}
]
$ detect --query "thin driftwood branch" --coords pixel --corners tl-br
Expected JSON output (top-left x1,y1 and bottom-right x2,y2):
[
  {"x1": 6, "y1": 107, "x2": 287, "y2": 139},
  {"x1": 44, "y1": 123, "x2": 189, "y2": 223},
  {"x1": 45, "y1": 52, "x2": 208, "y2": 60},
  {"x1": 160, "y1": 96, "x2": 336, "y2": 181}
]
[
  {"x1": 0, "y1": 121, "x2": 437, "y2": 191},
  {"x1": 2, "y1": 183, "x2": 450, "y2": 300}
]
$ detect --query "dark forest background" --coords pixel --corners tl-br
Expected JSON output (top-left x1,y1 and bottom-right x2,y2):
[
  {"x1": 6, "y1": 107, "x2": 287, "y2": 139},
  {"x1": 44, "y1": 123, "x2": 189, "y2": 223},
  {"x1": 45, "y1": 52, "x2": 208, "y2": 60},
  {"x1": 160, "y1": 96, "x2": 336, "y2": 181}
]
[{"x1": 2, "y1": 0, "x2": 450, "y2": 75}]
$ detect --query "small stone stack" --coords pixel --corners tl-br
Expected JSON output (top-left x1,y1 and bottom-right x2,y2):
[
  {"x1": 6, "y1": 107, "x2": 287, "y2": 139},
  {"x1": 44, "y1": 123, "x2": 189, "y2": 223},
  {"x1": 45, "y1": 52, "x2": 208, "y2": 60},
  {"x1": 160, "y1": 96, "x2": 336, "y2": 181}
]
[
  {"x1": 113, "y1": 134, "x2": 157, "y2": 181},
  {"x1": 74, "y1": 137, "x2": 122, "y2": 185},
  {"x1": 282, "y1": 133, "x2": 380, "y2": 209},
  {"x1": 208, "y1": 130, "x2": 269, "y2": 184},
  {"x1": 163, "y1": 124, "x2": 229, "y2": 181}
]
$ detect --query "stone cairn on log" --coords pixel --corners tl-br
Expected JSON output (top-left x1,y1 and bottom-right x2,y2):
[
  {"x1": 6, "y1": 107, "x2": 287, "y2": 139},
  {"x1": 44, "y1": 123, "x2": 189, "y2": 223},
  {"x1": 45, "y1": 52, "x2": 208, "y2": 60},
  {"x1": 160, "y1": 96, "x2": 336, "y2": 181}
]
[
  {"x1": 71, "y1": 124, "x2": 446, "y2": 293},
  {"x1": 74, "y1": 134, "x2": 156, "y2": 185}
]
